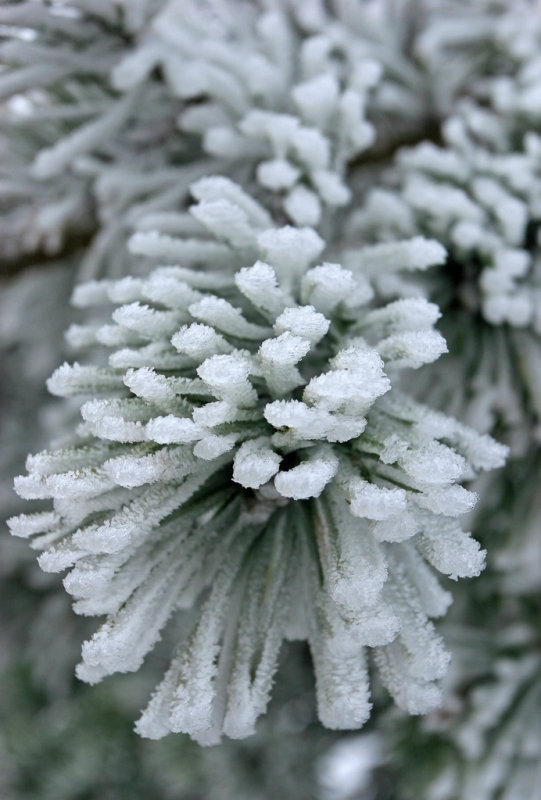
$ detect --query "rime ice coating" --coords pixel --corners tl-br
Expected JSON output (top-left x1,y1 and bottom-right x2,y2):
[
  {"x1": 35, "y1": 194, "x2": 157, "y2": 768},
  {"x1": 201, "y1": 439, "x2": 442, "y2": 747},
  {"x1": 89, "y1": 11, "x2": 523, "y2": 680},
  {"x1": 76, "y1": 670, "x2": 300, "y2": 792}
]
[
  {"x1": 351, "y1": 94, "x2": 541, "y2": 431},
  {"x1": 9, "y1": 179, "x2": 507, "y2": 744},
  {"x1": 0, "y1": 0, "x2": 381, "y2": 271}
]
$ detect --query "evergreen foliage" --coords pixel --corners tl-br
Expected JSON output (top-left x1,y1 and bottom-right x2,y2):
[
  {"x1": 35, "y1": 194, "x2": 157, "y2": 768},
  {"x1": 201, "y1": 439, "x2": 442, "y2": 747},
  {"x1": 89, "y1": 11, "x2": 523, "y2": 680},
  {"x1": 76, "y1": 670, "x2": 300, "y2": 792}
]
[{"x1": 0, "y1": 1, "x2": 539, "y2": 797}]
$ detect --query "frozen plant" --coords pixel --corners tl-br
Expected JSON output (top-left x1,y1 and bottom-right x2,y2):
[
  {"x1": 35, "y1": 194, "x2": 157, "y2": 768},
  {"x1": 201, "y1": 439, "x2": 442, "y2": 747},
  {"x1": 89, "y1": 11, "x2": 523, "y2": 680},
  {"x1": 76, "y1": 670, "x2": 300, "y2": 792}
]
[
  {"x1": 113, "y1": 0, "x2": 382, "y2": 228},
  {"x1": 417, "y1": 0, "x2": 541, "y2": 124},
  {"x1": 2, "y1": 3, "x2": 538, "y2": 797},
  {"x1": 0, "y1": 0, "x2": 506, "y2": 528},
  {"x1": 435, "y1": 621, "x2": 541, "y2": 800},
  {"x1": 0, "y1": 0, "x2": 483, "y2": 279},
  {"x1": 9, "y1": 178, "x2": 507, "y2": 744},
  {"x1": 0, "y1": 0, "x2": 211, "y2": 278},
  {"x1": 350, "y1": 98, "x2": 541, "y2": 443},
  {"x1": 379, "y1": 601, "x2": 541, "y2": 800},
  {"x1": 0, "y1": 642, "x2": 339, "y2": 800}
]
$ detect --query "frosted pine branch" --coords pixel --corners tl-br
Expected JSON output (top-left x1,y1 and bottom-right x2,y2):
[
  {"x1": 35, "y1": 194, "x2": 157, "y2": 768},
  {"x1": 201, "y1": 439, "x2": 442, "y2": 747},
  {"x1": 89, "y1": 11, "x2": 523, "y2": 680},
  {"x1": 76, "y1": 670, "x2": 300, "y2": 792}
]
[
  {"x1": 9, "y1": 179, "x2": 507, "y2": 744},
  {"x1": 338, "y1": 609, "x2": 541, "y2": 800},
  {"x1": 351, "y1": 93, "x2": 541, "y2": 437},
  {"x1": 0, "y1": 0, "x2": 474, "y2": 276}
]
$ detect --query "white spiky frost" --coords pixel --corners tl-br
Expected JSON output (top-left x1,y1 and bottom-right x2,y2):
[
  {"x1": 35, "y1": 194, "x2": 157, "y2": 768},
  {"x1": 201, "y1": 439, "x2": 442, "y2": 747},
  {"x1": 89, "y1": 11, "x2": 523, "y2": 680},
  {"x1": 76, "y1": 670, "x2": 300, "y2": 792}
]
[
  {"x1": 105, "y1": 0, "x2": 450, "y2": 234},
  {"x1": 352, "y1": 88, "x2": 541, "y2": 436},
  {"x1": 353, "y1": 91, "x2": 541, "y2": 327},
  {"x1": 1, "y1": 6, "x2": 538, "y2": 797},
  {"x1": 10, "y1": 180, "x2": 507, "y2": 744},
  {"x1": 2, "y1": 0, "x2": 515, "y2": 286},
  {"x1": 415, "y1": 614, "x2": 541, "y2": 800}
]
